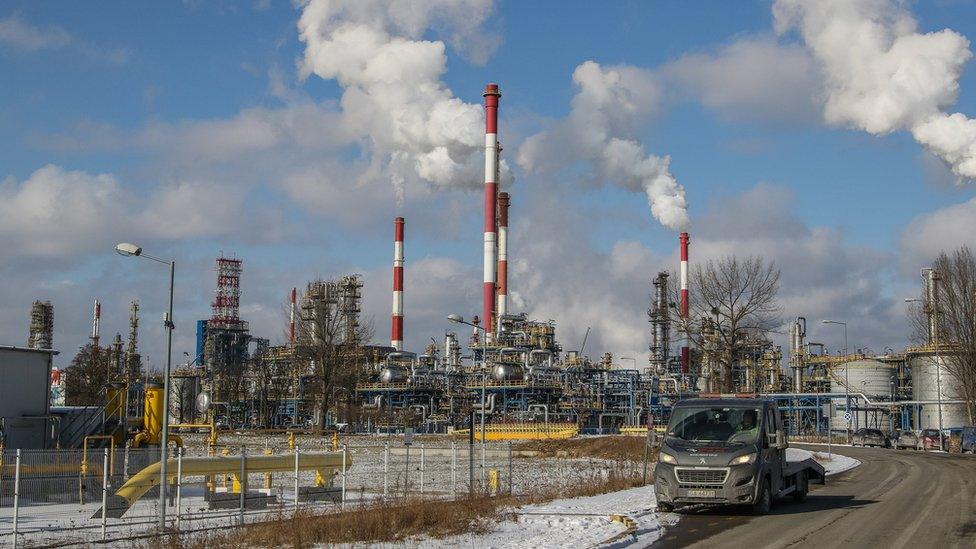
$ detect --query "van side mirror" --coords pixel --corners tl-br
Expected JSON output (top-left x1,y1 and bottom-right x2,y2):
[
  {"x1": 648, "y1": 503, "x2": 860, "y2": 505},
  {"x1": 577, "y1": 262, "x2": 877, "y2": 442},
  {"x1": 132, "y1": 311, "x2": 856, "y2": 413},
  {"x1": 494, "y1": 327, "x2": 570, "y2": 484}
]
[{"x1": 776, "y1": 429, "x2": 788, "y2": 449}]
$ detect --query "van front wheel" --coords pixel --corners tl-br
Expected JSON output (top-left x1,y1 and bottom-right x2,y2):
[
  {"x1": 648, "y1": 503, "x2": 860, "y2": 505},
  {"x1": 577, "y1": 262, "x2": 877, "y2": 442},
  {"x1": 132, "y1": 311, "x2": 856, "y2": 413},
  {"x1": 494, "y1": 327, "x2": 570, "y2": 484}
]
[{"x1": 752, "y1": 478, "x2": 772, "y2": 515}]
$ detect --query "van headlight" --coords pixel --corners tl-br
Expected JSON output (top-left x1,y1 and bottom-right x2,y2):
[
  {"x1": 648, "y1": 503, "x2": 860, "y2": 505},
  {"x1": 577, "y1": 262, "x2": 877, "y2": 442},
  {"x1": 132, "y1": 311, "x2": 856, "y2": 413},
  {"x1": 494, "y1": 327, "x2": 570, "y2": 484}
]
[
  {"x1": 729, "y1": 453, "x2": 757, "y2": 466},
  {"x1": 659, "y1": 452, "x2": 677, "y2": 465}
]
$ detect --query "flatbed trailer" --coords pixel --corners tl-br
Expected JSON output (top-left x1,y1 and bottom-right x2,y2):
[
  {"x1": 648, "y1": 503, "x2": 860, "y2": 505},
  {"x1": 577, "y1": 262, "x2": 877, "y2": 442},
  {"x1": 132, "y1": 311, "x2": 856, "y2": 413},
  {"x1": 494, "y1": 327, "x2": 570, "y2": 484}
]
[{"x1": 654, "y1": 396, "x2": 825, "y2": 514}]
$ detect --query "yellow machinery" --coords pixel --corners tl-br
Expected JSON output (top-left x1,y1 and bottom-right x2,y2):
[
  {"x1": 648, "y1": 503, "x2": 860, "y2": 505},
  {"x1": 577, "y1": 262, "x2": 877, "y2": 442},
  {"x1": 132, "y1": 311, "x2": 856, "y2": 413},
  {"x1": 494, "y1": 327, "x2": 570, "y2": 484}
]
[
  {"x1": 453, "y1": 422, "x2": 579, "y2": 441},
  {"x1": 131, "y1": 382, "x2": 182, "y2": 448},
  {"x1": 96, "y1": 451, "x2": 351, "y2": 518}
]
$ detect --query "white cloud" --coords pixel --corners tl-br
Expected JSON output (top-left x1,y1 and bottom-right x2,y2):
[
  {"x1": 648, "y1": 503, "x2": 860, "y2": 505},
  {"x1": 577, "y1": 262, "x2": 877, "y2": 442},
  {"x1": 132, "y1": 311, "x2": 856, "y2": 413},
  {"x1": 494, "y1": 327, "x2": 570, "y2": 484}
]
[
  {"x1": 518, "y1": 61, "x2": 689, "y2": 230},
  {"x1": 774, "y1": 0, "x2": 976, "y2": 178},
  {"x1": 662, "y1": 36, "x2": 822, "y2": 124},
  {"x1": 0, "y1": 13, "x2": 128, "y2": 64},
  {"x1": 900, "y1": 195, "x2": 976, "y2": 272},
  {"x1": 0, "y1": 13, "x2": 70, "y2": 51},
  {"x1": 0, "y1": 165, "x2": 269, "y2": 263},
  {"x1": 296, "y1": 0, "x2": 509, "y2": 198}
]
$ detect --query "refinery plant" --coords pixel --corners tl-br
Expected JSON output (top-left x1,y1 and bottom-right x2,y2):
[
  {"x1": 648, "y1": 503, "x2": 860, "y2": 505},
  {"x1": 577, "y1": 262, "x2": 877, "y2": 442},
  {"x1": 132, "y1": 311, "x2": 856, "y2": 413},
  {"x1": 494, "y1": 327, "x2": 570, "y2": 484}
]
[{"x1": 5, "y1": 83, "x2": 971, "y2": 453}]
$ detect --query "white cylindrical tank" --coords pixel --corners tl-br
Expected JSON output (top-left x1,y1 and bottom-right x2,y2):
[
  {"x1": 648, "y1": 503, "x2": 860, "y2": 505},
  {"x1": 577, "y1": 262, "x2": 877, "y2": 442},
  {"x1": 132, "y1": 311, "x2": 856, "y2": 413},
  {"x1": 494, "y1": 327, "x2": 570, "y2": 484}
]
[
  {"x1": 829, "y1": 359, "x2": 896, "y2": 427},
  {"x1": 911, "y1": 353, "x2": 969, "y2": 429}
]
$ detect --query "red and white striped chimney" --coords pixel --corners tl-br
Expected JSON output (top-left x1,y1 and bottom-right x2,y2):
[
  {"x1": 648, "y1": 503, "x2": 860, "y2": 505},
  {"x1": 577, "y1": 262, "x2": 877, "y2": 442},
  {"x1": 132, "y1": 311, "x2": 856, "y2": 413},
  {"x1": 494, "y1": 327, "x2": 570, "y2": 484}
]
[
  {"x1": 483, "y1": 83, "x2": 501, "y2": 343},
  {"x1": 289, "y1": 287, "x2": 297, "y2": 344},
  {"x1": 391, "y1": 217, "x2": 405, "y2": 350},
  {"x1": 496, "y1": 192, "x2": 510, "y2": 329},
  {"x1": 679, "y1": 232, "x2": 690, "y2": 373}
]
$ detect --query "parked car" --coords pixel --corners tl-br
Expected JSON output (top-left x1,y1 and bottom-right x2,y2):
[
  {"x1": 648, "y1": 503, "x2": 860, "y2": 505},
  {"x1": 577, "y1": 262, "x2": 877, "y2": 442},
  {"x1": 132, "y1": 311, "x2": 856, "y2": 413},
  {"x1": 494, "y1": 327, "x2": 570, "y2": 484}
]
[
  {"x1": 962, "y1": 427, "x2": 976, "y2": 454},
  {"x1": 852, "y1": 428, "x2": 888, "y2": 447},
  {"x1": 919, "y1": 429, "x2": 942, "y2": 450},
  {"x1": 892, "y1": 430, "x2": 919, "y2": 450},
  {"x1": 887, "y1": 430, "x2": 902, "y2": 447}
]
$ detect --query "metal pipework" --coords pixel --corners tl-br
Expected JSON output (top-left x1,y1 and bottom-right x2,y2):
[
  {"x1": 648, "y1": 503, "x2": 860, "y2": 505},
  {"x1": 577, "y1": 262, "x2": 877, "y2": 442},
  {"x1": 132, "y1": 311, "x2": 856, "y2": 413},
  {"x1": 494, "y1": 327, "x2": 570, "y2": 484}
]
[
  {"x1": 482, "y1": 83, "x2": 501, "y2": 343},
  {"x1": 496, "y1": 192, "x2": 511, "y2": 332},
  {"x1": 95, "y1": 451, "x2": 350, "y2": 518},
  {"x1": 392, "y1": 217, "x2": 405, "y2": 350}
]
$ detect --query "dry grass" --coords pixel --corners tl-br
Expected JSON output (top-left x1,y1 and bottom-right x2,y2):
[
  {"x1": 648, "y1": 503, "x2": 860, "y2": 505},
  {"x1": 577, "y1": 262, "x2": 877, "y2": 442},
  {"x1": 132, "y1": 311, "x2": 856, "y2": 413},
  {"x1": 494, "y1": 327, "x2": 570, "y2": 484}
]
[
  {"x1": 516, "y1": 436, "x2": 656, "y2": 461},
  {"x1": 156, "y1": 468, "x2": 646, "y2": 548}
]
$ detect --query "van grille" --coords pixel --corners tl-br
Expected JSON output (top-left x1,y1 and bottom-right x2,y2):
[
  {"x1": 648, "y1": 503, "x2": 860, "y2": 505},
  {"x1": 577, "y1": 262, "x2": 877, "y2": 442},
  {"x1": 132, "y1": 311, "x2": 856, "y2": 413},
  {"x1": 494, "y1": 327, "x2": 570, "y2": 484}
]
[{"x1": 675, "y1": 467, "x2": 729, "y2": 485}]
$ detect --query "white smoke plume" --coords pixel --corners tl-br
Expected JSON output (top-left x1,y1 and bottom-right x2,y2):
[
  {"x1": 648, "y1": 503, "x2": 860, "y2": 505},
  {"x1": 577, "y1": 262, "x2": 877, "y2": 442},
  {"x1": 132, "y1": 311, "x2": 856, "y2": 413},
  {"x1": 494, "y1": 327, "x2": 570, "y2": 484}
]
[
  {"x1": 297, "y1": 0, "x2": 510, "y2": 198},
  {"x1": 518, "y1": 61, "x2": 689, "y2": 230},
  {"x1": 774, "y1": 0, "x2": 976, "y2": 179}
]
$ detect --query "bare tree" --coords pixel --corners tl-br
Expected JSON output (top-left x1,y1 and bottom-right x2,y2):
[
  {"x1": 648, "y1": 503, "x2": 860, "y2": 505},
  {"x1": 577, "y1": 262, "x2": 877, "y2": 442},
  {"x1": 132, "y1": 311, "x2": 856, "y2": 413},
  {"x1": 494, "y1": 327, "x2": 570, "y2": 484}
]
[
  {"x1": 293, "y1": 278, "x2": 374, "y2": 430},
  {"x1": 908, "y1": 248, "x2": 976, "y2": 423},
  {"x1": 679, "y1": 256, "x2": 781, "y2": 392},
  {"x1": 64, "y1": 343, "x2": 112, "y2": 405}
]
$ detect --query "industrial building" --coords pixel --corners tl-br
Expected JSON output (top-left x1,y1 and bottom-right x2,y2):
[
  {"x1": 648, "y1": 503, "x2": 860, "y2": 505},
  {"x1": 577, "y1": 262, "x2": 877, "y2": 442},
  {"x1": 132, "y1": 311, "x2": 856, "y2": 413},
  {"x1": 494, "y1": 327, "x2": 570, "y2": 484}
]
[{"x1": 0, "y1": 345, "x2": 58, "y2": 449}]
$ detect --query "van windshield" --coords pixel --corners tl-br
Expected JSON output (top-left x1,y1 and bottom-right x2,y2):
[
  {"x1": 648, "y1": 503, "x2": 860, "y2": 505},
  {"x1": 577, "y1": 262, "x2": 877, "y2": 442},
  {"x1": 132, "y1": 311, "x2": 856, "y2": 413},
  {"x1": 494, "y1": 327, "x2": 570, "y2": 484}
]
[{"x1": 667, "y1": 406, "x2": 762, "y2": 444}]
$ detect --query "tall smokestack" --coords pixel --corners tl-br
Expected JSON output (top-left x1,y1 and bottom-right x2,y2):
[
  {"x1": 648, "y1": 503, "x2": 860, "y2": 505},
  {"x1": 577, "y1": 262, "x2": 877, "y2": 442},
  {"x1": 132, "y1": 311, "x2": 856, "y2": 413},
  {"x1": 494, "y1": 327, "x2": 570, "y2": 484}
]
[
  {"x1": 679, "y1": 232, "x2": 690, "y2": 373},
  {"x1": 91, "y1": 299, "x2": 101, "y2": 349},
  {"x1": 392, "y1": 217, "x2": 405, "y2": 350},
  {"x1": 289, "y1": 287, "x2": 297, "y2": 344},
  {"x1": 496, "y1": 192, "x2": 510, "y2": 330},
  {"x1": 483, "y1": 83, "x2": 501, "y2": 343}
]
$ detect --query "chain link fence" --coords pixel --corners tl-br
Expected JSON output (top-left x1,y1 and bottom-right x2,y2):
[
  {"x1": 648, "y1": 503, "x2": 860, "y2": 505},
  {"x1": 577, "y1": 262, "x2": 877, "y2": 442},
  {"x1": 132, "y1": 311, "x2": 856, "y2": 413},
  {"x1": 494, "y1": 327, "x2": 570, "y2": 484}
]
[{"x1": 1, "y1": 438, "x2": 641, "y2": 547}]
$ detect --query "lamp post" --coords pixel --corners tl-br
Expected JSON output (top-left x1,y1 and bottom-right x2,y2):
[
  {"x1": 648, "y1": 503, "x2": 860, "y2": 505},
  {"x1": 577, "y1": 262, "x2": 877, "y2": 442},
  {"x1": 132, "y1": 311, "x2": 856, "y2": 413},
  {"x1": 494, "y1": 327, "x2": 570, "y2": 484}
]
[
  {"x1": 116, "y1": 243, "x2": 175, "y2": 530},
  {"x1": 822, "y1": 320, "x2": 849, "y2": 441},
  {"x1": 448, "y1": 314, "x2": 488, "y2": 495}
]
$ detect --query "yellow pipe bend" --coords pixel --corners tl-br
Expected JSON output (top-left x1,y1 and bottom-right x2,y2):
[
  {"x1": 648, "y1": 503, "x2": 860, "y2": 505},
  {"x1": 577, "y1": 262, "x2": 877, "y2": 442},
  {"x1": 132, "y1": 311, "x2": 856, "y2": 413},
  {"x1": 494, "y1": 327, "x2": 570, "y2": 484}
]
[{"x1": 100, "y1": 451, "x2": 349, "y2": 517}]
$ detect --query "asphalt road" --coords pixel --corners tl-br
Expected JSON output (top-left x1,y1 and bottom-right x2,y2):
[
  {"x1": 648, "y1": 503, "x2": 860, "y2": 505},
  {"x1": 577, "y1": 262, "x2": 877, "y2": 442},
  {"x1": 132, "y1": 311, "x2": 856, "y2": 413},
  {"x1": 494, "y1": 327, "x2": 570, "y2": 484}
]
[{"x1": 651, "y1": 445, "x2": 976, "y2": 549}]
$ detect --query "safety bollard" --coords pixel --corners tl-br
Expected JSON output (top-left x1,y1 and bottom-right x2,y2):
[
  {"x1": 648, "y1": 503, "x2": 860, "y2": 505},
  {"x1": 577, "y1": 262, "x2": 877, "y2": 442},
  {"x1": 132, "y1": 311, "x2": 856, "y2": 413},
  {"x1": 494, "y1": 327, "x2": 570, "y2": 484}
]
[{"x1": 101, "y1": 449, "x2": 109, "y2": 540}]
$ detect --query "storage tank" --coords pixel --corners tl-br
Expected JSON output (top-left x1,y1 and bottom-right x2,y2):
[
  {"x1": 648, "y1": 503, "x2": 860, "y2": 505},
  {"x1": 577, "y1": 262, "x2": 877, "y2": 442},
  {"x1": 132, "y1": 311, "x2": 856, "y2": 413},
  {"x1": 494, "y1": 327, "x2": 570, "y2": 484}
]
[
  {"x1": 911, "y1": 353, "x2": 969, "y2": 429},
  {"x1": 829, "y1": 359, "x2": 895, "y2": 427},
  {"x1": 170, "y1": 374, "x2": 200, "y2": 423},
  {"x1": 492, "y1": 363, "x2": 525, "y2": 381},
  {"x1": 379, "y1": 366, "x2": 409, "y2": 384}
]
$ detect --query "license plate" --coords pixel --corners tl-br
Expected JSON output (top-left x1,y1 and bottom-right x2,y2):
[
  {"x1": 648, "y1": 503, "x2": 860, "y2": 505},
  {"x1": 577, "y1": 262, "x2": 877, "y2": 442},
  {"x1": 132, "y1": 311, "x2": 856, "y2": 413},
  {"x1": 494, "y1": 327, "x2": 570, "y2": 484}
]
[{"x1": 687, "y1": 490, "x2": 716, "y2": 498}]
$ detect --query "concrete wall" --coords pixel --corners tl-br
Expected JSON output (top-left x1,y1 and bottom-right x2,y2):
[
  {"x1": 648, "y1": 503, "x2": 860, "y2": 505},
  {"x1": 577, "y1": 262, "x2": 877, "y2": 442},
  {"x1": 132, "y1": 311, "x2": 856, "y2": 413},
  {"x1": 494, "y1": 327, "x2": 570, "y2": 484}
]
[{"x1": 0, "y1": 346, "x2": 55, "y2": 449}]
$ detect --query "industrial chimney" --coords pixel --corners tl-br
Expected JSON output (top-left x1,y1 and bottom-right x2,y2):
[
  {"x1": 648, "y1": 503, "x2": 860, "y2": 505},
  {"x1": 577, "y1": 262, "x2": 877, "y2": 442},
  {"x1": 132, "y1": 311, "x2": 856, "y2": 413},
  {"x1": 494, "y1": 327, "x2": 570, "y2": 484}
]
[
  {"x1": 483, "y1": 83, "x2": 501, "y2": 343},
  {"x1": 289, "y1": 287, "x2": 297, "y2": 345},
  {"x1": 392, "y1": 217, "x2": 405, "y2": 351},
  {"x1": 496, "y1": 191, "x2": 511, "y2": 330},
  {"x1": 91, "y1": 299, "x2": 101, "y2": 350}
]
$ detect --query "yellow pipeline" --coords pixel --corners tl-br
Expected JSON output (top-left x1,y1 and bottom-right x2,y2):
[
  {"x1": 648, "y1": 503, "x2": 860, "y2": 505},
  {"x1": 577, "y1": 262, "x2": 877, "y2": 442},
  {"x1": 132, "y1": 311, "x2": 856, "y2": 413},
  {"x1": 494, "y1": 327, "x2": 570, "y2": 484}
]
[{"x1": 98, "y1": 451, "x2": 350, "y2": 517}]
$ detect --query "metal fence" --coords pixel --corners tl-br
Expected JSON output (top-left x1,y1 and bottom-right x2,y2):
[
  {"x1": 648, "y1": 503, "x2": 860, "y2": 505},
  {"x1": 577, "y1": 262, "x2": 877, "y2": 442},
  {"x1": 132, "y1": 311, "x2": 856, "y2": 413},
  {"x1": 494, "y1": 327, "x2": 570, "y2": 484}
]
[{"x1": 0, "y1": 439, "x2": 640, "y2": 547}]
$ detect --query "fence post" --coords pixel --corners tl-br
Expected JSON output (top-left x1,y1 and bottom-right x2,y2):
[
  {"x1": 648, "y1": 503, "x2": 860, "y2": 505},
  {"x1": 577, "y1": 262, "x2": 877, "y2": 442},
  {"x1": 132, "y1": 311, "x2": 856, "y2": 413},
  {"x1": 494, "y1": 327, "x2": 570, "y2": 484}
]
[
  {"x1": 176, "y1": 447, "x2": 183, "y2": 531},
  {"x1": 508, "y1": 441, "x2": 513, "y2": 495},
  {"x1": 451, "y1": 441, "x2": 457, "y2": 497},
  {"x1": 293, "y1": 447, "x2": 300, "y2": 511},
  {"x1": 340, "y1": 444, "x2": 347, "y2": 510},
  {"x1": 12, "y1": 449, "x2": 21, "y2": 549},
  {"x1": 123, "y1": 445, "x2": 129, "y2": 479},
  {"x1": 101, "y1": 448, "x2": 109, "y2": 541},
  {"x1": 239, "y1": 446, "x2": 246, "y2": 526},
  {"x1": 420, "y1": 443, "x2": 425, "y2": 497},
  {"x1": 383, "y1": 442, "x2": 389, "y2": 500},
  {"x1": 481, "y1": 441, "x2": 487, "y2": 492}
]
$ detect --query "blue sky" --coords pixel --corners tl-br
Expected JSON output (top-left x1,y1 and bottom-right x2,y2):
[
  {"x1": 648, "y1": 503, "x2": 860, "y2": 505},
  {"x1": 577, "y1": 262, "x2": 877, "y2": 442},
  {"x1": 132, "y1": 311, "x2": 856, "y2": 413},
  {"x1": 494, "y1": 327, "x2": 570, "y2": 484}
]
[{"x1": 2, "y1": 0, "x2": 976, "y2": 368}]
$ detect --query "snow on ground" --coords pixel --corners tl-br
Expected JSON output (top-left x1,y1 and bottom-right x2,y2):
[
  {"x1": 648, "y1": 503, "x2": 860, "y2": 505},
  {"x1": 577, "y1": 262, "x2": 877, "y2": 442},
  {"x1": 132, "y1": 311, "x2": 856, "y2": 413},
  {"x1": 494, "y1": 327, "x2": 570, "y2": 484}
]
[
  {"x1": 787, "y1": 447, "x2": 861, "y2": 476},
  {"x1": 362, "y1": 485, "x2": 672, "y2": 549}
]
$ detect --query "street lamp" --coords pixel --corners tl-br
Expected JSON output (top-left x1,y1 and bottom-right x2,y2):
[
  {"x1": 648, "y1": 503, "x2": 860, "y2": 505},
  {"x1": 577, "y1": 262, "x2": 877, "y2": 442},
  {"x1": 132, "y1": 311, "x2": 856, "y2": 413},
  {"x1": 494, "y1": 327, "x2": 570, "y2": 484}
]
[
  {"x1": 116, "y1": 242, "x2": 175, "y2": 530},
  {"x1": 822, "y1": 320, "x2": 851, "y2": 439},
  {"x1": 447, "y1": 314, "x2": 488, "y2": 495}
]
